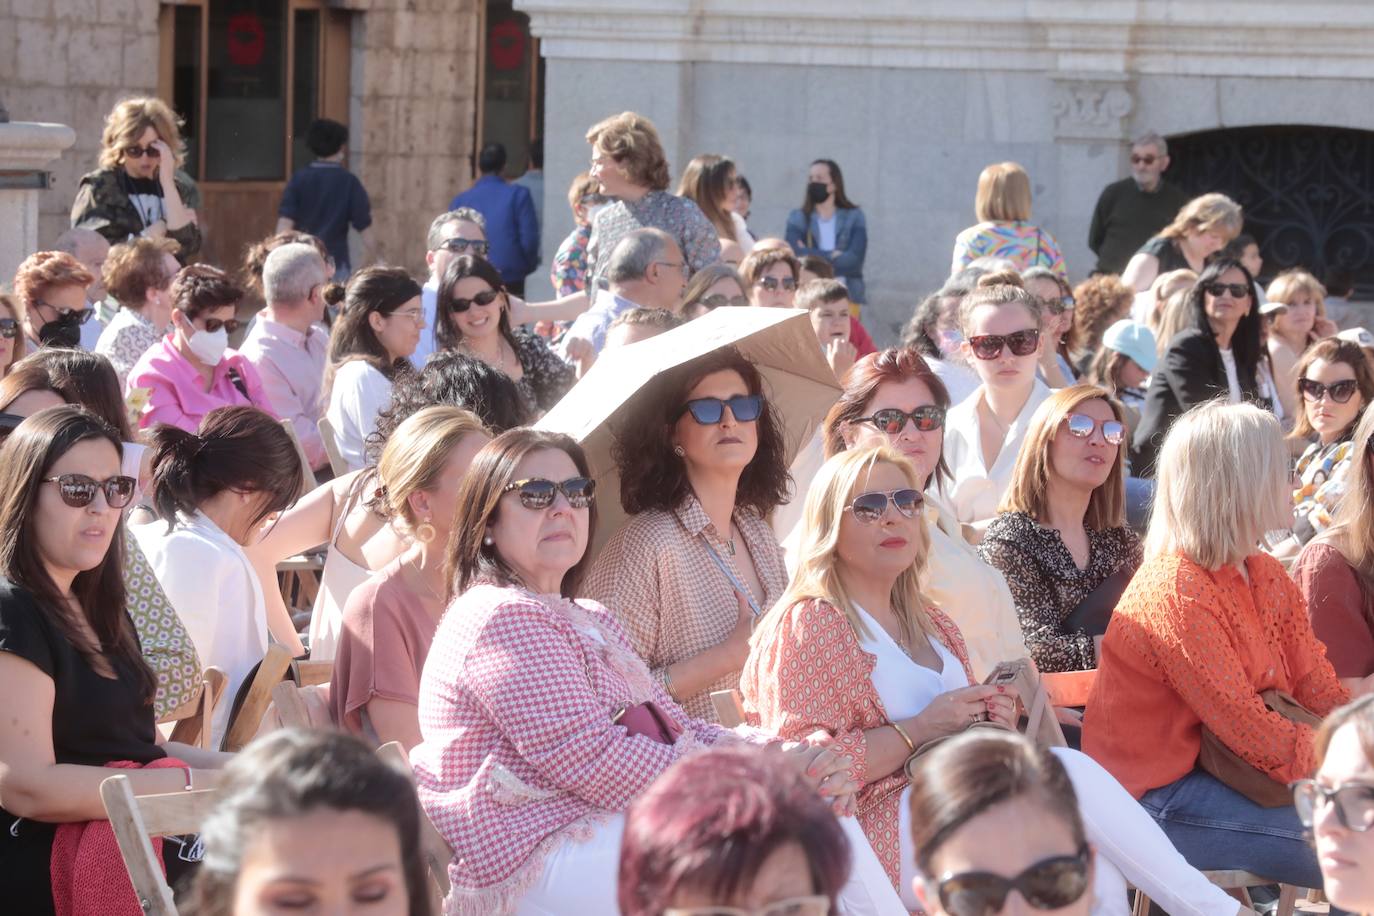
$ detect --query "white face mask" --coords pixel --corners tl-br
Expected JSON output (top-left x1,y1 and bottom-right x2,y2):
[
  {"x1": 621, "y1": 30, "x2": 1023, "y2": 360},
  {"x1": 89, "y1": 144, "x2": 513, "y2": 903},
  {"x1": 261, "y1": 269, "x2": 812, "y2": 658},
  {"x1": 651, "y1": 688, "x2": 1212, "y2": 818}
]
[{"x1": 188, "y1": 326, "x2": 229, "y2": 366}]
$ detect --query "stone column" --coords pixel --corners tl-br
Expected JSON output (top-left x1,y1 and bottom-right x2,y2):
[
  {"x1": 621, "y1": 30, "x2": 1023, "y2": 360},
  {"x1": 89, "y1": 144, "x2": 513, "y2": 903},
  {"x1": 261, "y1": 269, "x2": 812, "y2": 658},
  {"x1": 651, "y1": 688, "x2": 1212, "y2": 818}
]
[
  {"x1": 1049, "y1": 75, "x2": 1135, "y2": 277},
  {"x1": 0, "y1": 119, "x2": 76, "y2": 284}
]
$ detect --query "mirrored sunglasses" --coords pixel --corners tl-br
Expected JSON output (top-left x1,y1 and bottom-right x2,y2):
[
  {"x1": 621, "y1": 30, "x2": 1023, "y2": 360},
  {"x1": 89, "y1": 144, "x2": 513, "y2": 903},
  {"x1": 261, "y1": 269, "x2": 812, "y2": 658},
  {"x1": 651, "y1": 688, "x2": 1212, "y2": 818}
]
[
  {"x1": 452, "y1": 289, "x2": 501, "y2": 313},
  {"x1": 933, "y1": 848, "x2": 1091, "y2": 916},
  {"x1": 968, "y1": 329, "x2": 1040, "y2": 360},
  {"x1": 1292, "y1": 778, "x2": 1374, "y2": 832},
  {"x1": 43, "y1": 473, "x2": 137, "y2": 509},
  {"x1": 0, "y1": 318, "x2": 17, "y2": 339},
  {"x1": 846, "y1": 488, "x2": 923, "y2": 524},
  {"x1": 1299, "y1": 378, "x2": 1358, "y2": 404},
  {"x1": 853, "y1": 406, "x2": 945, "y2": 435},
  {"x1": 681, "y1": 395, "x2": 763, "y2": 425},
  {"x1": 1064, "y1": 413, "x2": 1125, "y2": 445},
  {"x1": 502, "y1": 476, "x2": 596, "y2": 510}
]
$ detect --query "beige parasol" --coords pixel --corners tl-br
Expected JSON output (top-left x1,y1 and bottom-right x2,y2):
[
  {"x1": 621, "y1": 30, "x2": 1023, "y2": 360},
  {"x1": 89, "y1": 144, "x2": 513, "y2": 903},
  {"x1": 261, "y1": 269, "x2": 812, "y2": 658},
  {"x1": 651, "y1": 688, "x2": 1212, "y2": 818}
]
[{"x1": 536, "y1": 307, "x2": 842, "y2": 559}]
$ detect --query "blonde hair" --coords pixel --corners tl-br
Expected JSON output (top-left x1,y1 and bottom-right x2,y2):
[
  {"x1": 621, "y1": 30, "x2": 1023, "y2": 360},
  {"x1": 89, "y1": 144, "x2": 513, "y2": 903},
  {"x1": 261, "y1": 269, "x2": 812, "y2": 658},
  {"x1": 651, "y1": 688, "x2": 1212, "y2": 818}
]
[
  {"x1": 1149, "y1": 269, "x2": 1197, "y2": 323},
  {"x1": 376, "y1": 406, "x2": 488, "y2": 534},
  {"x1": 99, "y1": 96, "x2": 186, "y2": 170},
  {"x1": 974, "y1": 162, "x2": 1033, "y2": 223},
  {"x1": 1266, "y1": 268, "x2": 1329, "y2": 318},
  {"x1": 585, "y1": 111, "x2": 670, "y2": 191},
  {"x1": 1321, "y1": 405, "x2": 1374, "y2": 600},
  {"x1": 1152, "y1": 286, "x2": 1195, "y2": 356},
  {"x1": 999, "y1": 385, "x2": 1127, "y2": 529},
  {"x1": 756, "y1": 445, "x2": 938, "y2": 650},
  {"x1": 1144, "y1": 402, "x2": 1292, "y2": 569},
  {"x1": 1159, "y1": 193, "x2": 1243, "y2": 243}
]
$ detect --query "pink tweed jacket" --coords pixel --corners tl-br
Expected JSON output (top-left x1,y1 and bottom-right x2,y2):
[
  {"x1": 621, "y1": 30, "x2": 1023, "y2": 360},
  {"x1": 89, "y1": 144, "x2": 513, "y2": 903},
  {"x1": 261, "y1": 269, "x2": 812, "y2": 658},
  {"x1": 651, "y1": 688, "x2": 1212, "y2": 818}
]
[{"x1": 411, "y1": 582, "x2": 734, "y2": 915}]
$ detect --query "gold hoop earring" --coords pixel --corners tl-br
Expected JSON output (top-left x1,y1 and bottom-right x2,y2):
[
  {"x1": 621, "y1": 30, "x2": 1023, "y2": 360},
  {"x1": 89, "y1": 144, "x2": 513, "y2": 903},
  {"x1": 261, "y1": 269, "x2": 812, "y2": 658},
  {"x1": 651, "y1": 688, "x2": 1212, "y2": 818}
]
[{"x1": 416, "y1": 521, "x2": 436, "y2": 544}]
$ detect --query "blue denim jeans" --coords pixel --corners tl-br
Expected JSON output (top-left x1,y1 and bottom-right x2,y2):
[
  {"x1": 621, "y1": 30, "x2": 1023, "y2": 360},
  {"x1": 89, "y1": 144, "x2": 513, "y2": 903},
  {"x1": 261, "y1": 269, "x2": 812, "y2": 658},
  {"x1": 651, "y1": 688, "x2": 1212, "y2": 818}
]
[{"x1": 1139, "y1": 769, "x2": 1322, "y2": 888}]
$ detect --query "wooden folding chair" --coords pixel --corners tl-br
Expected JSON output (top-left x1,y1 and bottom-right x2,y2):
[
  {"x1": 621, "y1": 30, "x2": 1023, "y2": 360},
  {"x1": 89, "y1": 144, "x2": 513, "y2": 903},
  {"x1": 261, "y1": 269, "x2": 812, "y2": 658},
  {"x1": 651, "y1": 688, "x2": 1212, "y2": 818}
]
[
  {"x1": 317, "y1": 416, "x2": 350, "y2": 478},
  {"x1": 100, "y1": 773, "x2": 221, "y2": 916},
  {"x1": 279, "y1": 418, "x2": 319, "y2": 498},
  {"x1": 378, "y1": 741, "x2": 454, "y2": 912},
  {"x1": 710, "y1": 689, "x2": 747, "y2": 727},
  {"x1": 158, "y1": 667, "x2": 227, "y2": 750},
  {"x1": 269, "y1": 658, "x2": 335, "y2": 730},
  {"x1": 222, "y1": 643, "x2": 295, "y2": 752}
]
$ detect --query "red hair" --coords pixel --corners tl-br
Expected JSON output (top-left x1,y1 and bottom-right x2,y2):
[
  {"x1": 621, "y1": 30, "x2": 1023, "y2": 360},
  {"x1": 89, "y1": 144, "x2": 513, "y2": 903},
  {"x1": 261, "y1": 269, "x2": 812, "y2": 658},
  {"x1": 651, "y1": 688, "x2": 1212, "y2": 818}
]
[
  {"x1": 12, "y1": 251, "x2": 94, "y2": 321},
  {"x1": 617, "y1": 746, "x2": 851, "y2": 915}
]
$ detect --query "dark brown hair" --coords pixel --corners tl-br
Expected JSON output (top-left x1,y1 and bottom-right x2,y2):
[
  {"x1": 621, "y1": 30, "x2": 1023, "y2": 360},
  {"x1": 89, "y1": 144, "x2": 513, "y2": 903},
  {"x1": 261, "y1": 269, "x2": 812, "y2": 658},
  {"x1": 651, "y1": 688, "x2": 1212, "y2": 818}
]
[
  {"x1": 446, "y1": 428, "x2": 598, "y2": 600},
  {"x1": 103, "y1": 237, "x2": 180, "y2": 309},
  {"x1": 798, "y1": 255, "x2": 836, "y2": 280},
  {"x1": 1289, "y1": 337, "x2": 1374, "y2": 441},
  {"x1": 172, "y1": 264, "x2": 243, "y2": 322},
  {"x1": 0, "y1": 349, "x2": 134, "y2": 441},
  {"x1": 676, "y1": 154, "x2": 737, "y2": 240},
  {"x1": 822, "y1": 346, "x2": 952, "y2": 488},
  {"x1": 795, "y1": 278, "x2": 849, "y2": 311},
  {"x1": 433, "y1": 255, "x2": 515, "y2": 356},
  {"x1": 323, "y1": 266, "x2": 422, "y2": 400},
  {"x1": 613, "y1": 347, "x2": 789, "y2": 517},
  {"x1": 617, "y1": 746, "x2": 851, "y2": 915},
  {"x1": 241, "y1": 230, "x2": 331, "y2": 298},
  {"x1": 146, "y1": 406, "x2": 302, "y2": 532},
  {"x1": 738, "y1": 247, "x2": 801, "y2": 291},
  {"x1": 907, "y1": 729, "x2": 1085, "y2": 876},
  {"x1": 0, "y1": 405, "x2": 156, "y2": 702},
  {"x1": 800, "y1": 158, "x2": 859, "y2": 217}
]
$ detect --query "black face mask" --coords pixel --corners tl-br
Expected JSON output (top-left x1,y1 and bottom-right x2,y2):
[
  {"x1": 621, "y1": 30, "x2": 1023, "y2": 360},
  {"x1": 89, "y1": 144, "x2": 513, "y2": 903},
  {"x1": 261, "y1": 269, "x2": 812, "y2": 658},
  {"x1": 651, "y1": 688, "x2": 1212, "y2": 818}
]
[
  {"x1": 37, "y1": 313, "x2": 83, "y2": 349},
  {"x1": 807, "y1": 181, "x2": 831, "y2": 204}
]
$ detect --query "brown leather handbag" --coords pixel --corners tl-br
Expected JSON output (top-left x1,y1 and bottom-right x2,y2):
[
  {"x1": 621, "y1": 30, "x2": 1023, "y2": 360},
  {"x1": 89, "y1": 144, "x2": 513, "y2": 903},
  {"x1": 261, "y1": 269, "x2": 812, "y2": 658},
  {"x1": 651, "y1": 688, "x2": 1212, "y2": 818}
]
[{"x1": 1197, "y1": 689, "x2": 1321, "y2": 807}]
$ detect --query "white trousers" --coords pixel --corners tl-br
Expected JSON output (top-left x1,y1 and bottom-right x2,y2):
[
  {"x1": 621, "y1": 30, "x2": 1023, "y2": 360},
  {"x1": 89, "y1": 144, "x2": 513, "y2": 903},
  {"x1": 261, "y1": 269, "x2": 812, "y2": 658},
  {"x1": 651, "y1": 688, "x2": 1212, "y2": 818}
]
[
  {"x1": 513, "y1": 812, "x2": 908, "y2": 915},
  {"x1": 897, "y1": 748, "x2": 1239, "y2": 916}
]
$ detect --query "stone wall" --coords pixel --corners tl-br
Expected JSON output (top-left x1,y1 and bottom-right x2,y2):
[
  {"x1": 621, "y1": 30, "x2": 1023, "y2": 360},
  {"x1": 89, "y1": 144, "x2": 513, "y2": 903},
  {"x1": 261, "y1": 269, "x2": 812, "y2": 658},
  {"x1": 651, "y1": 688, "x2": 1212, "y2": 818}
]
[{"x1": 2, "y1": 0, "x2": 159, "y2": 255}]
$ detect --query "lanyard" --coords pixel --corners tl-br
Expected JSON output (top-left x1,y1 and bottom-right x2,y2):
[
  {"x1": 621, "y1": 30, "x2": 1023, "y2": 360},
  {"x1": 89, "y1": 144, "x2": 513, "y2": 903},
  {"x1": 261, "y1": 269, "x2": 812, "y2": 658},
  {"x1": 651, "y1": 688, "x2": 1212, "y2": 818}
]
[{"x1": 698, "y1": 533, "x2": 763, "y2": 618}]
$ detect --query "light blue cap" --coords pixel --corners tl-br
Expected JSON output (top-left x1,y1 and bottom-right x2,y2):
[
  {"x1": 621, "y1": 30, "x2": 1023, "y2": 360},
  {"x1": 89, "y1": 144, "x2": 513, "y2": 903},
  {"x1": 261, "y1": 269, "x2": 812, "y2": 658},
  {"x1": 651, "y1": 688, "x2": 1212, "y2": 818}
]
[{"x1": 1101, "y1": 319, "x2": 1157, "y2": 375}]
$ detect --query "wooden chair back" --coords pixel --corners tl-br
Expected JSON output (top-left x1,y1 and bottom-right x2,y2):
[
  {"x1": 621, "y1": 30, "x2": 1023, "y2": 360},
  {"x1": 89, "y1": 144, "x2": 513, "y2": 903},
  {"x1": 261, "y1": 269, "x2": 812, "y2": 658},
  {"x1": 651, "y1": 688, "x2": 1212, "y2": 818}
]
[
  {"x1": 222, "y1": 643, "x2": 295, "y2": 752},
  {"x1": 377, "y1": 741, "x2": 454, "y2": 911},
  {"x1": 100, "y1": 773, "x2": 221, "y2": 916},
  {"x1": 159, "y1": 666, "x2": 227, "y2": 750},
  {"x1": 317, "y1": 415, "x2": 350, "y2": 478},
  {"x1": 291, "y1": 658, "x2": 333, "y2": 686},
  {"x1": 279, "y1": 418, "x2": 319, "y2": 498},
  {"x1": 710, "y1": 689, "x2": 746, "y2": 727}
]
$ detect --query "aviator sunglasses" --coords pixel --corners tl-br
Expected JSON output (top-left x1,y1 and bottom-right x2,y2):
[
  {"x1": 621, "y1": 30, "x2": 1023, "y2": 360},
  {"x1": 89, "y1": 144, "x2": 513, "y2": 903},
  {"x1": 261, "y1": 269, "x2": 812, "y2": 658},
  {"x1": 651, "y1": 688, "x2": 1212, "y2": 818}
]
[
  {"x1": 931, "y1": 847, "x2": 1091, "y2": 916},
  {"x1": 44, "y1": 473, "x2": 138, "y2": 509},
  {"x1": 679, "y1": 395, "x2": 763, "y2": 425},
  {"x1": 1064, "y1": 413, "x2": 1125, "y2": 445},
  {"x1": 1299, "y1": 378, "x2": 1359, "y2": 404},
  {"x1": 1292, "y1": 778, "x2": 1374, "y2": 833},
  {"x1": 968, "y1": 329, "x2": 1040, "y2": 361},
  {"x1": 502, "y1": 476, "x2": 596, "y2": 510},
  {"x1": 845, "y1": 488, "x2": 923, "y2": 524},
  {"x1": 853, "y1": 406, "x2": 945, "y2": 435},
  {"x1": 451, "y1": 289, "x2": 501, "y2": 313}
]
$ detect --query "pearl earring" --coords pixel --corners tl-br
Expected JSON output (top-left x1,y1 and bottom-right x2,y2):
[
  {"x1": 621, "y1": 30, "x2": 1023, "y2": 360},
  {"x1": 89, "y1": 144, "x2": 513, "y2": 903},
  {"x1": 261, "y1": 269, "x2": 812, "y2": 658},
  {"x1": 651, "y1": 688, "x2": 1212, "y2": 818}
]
[{"x1": 483, "y1": 535, "x2": 494, "y2": 547}]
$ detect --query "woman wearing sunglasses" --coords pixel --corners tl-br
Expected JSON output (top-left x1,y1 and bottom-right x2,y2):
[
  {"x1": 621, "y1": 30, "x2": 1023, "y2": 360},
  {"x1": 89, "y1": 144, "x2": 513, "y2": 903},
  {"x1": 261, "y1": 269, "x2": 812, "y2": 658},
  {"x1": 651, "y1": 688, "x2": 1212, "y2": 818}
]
[
  {"x1": 743, "y1": 444, "x2": 1240, "y2": 915},
  {"x1": 412, "y1": 428, "x2": 893, "y2": 914},
  {"x1": 678, "y1": 262, "x2": 750, "y2": 321},
  {"x1": 323, "y1": 267, "x2": 425, "y2": 471},
  {"x1": 1129, "y1": 258, "x2": 1265, "y2": 478},
  {"x1": 12, "y1": 249, "x2": 96, "y2": 350},
  {"x1": 0, "y1": 406, "x2": 228, "y2": 913},
  {"x1": 942, "y1": 271, "x2": 1054, "y2": 534},
  {"x1": 740, "y1": 246, "x2": 801, "y2": 309},
  {"x1": 434, "y1": 255, "x2": 573, "y2": 416},
  {"x1": 70, "y1": 96, "x2": 200, "y2": 259},
  {"x1": 127, "y1": 264, "x2": 275, "y2": 434},
  {"x1": 585, "y1": 347, "x2": 791, "y2": 722},
  {"x1": 1294, "y1": 694, "x2": 1374, "y2": 913},
  {"x1": 0, "y1": 293, "x2": 26, "y2": 378},
  {"x1": 978, "y1": 386, "x2": 1141, "y2": 674},
  {"x1": 132, "y1": 406, "x2": 304, "y2": 747},
  {"x1": 908, "y1": 731, "x2": 1094, "y2": 916}
]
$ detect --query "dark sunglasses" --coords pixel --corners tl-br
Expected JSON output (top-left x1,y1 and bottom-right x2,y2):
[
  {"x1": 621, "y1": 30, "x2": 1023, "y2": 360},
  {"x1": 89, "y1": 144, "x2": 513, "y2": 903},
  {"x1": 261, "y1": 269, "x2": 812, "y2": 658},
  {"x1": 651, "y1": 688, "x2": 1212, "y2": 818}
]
[
  {"x1": 1129, "y1": 154, "x2": 1157, "y2": 166},
  {"x1": 0, "y1": 318, "x2": 17, "y2": 339},
  {"x1": 1292, "y1": 778, "x2": 1374, "y2": 833},
  {"x1": 756, "y1": 277, "x2": 797, "y2": 292},
  {"x1": 1064, "y1": 413, "x2": 1125, "y2": 445},
  {"x1": 933, "y1": 847, "x2": 1091, "y2": 916},
  {"x1": 43, "y1": 473, "x2": 137, "y2": 509},
  {"x1": 680, "y1": 395, "x2": 763, "y2": 425},
  {"x1": 200, "y1": 317, "x2": 243, "y2": 334},
  {"x1": 123, "y1": 144, "x2": 161, "y2": 159},
  {"x1": 968, "y1": 329, "x2": 1040, "y2": 360},
  {"x1": 38, "y1": 302, "x2": 96, "y2": 324},
  {"x1": 433, "y1": 238, "x2": 490, "y2": 257},
  {"x1": 853, "y1": 406, "x2": 945, "y2": 435},
  {"x1": 451, "y1": 289, "x2": 501, "y2": 313},
  {"x1": 846, "y1": 488, "x2": 923, "y2": 524},
  {"x1": 1204, "y1": 282, "x2": 1250, "y2": 300},
  {"x1": 502, "y1": 476, "x2": 596, "y2": 510},
  {"x1": 1299, "y1": 377, "x2": 1359, "y2": 404},
  {"x1": 699, "y1": 293, "x2": 749, "y2": 310}
]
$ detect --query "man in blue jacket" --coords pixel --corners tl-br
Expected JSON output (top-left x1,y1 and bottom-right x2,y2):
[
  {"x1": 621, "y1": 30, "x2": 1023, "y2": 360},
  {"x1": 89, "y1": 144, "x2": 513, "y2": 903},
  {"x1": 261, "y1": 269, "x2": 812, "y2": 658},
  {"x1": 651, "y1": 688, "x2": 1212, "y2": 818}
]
[{"x1": 449, "y1": 142, "x2": 540, "y2": 294}]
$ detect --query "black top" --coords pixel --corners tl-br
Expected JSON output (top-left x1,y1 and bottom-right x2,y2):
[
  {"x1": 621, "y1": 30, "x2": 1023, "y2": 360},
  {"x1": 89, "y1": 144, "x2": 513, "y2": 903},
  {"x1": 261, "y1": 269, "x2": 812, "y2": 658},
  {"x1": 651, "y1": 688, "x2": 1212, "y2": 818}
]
[
  {"x1": 278, "y1": 161, "x2": 373, "y2": 270},
  {"x1": 1138, "y1": 234, "x2": 1194, "y2": 276},
  {"x1": 0, "y1": 578, "x2": 163, "y2": 913},
  {"x1": 1128, "y1": 326, "x2": 1263, "y2": 478},
  {"x1": 511, "y1": 327, "x2": 576, "y2": 415},
  {"x1": 1088, "y1": 179, "x2": 1191, "y2": 275}
]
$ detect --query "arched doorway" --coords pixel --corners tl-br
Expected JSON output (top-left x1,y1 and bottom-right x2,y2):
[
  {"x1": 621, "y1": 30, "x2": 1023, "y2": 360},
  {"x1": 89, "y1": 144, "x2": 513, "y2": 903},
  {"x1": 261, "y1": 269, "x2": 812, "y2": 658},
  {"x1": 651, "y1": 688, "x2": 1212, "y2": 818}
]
[{"x1": 1167, "y1": 126, "x2": 1374, "y2": 295}]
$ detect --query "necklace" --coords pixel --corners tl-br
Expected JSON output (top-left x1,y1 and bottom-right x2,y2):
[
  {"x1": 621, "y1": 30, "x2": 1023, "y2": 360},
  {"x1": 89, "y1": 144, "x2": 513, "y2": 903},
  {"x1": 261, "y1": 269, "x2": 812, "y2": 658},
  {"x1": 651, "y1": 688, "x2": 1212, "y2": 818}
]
[
  {"x1": 462, "y1": 338, "x2": 506, "y2": 372},
  {"x1": 406, "y1": 557, "x2": 444, "y2": 604}
]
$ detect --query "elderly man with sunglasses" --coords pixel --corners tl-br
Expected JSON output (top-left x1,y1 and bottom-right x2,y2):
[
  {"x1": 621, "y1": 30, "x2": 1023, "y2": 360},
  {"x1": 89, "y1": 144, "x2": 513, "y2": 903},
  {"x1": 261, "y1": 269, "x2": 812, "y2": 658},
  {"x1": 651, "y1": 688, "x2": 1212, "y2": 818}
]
[
  {"x1": 1087, "y1": 131, "x2": 1190, "y2": 275},
  {"x1": 414, "y1": 208, "x2": 491, "y2": 367}
]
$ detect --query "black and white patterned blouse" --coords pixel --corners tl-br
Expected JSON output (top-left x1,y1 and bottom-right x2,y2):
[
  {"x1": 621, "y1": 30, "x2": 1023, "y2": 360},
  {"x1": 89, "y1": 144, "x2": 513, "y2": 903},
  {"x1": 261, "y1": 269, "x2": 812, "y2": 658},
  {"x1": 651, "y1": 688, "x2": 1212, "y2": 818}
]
[
  {"x1": 511, "y1": 327, "x2": 576, "y2": 415},
  {"x1": 977, "y1": 511, "x2": 1142, "y2": 672}
]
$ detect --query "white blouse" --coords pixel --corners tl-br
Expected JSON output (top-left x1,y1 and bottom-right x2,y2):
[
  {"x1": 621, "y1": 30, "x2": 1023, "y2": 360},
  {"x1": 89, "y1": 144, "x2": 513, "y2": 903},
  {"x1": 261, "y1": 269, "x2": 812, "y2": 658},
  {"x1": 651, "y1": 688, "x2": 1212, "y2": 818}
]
[
  {"x1": 326, "y1": 360, "x2": 393, "y2": 471},
  {"x1": 132, "y1": 511, "x2": 268, "y2": 746},
  {"x1": 855, "y1": 603, "x2": 968, "y2": 721},
  {"x1": 940, "y1": 379, "x2": 1052, "y2": 525}
]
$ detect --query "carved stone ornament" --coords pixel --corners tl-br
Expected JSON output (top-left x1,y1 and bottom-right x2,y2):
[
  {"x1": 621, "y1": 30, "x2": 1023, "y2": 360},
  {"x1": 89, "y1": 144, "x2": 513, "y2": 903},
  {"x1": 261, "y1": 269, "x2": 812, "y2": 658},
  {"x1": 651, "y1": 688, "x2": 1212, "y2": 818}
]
[{"x1": 1051, "y1": 80, "x2": 1134, "y2": 141}]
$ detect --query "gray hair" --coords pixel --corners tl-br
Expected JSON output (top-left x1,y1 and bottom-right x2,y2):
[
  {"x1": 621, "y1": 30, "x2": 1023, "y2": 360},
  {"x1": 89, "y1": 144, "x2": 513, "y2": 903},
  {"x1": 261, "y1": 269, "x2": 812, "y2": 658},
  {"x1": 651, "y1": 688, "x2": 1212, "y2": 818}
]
[
  {"x1": 606, "y1": 228, "x2": 673, "y2": 284},
  {"x1": 263, "y1": 242, "x2": 326, "y2": 304},
  {"x1": 1132, "y1": 131, "x2": 1168, "y2": 157},
  {"x1": 53, "y1": 227, "x2": 108, "y2": 259},
  {"x1": 426, "y1": 208, "x2": 487, "y2": 250}
]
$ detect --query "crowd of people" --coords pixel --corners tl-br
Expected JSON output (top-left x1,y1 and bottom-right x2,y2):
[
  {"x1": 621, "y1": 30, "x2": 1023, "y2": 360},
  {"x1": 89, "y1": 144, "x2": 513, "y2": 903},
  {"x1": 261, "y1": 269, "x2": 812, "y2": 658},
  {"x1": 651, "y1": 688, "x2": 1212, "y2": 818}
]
[{"x1": 0, "y1": 93, "x2": 1372, "y2": 916}]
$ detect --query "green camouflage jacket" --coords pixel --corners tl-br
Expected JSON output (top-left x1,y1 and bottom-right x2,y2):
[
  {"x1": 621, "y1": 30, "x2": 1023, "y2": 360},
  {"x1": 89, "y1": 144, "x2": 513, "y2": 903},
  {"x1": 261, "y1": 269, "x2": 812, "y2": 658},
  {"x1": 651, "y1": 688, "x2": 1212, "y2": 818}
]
[{"x1": 70, "y1": 167, "x2": 203, "y2": 260}]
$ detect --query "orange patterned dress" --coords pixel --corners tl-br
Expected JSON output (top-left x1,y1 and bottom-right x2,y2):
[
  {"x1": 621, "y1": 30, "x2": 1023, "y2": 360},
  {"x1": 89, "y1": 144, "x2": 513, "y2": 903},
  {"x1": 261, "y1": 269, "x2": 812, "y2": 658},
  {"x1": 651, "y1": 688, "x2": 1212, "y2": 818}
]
[{"x1": 739, "y1": 597, "x2": 973, "y2": 888}]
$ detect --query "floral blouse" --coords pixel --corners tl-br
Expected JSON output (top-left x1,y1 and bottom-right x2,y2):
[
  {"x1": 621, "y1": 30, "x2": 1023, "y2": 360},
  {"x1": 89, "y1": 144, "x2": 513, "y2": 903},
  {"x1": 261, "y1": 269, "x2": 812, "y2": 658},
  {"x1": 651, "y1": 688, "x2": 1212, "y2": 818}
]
[
  {"x1": 550, "y1": 224, "x2": 591, "y2": 297},
  {"x1": 1292, "y1": 436, "x2": 1355, "y2": 545},
  {"x1": 95, "y1": 308, "x2": 163, "y2": 390},
  {"x1": 978, "y1": 512, "x2": 1142, "y2": 673},
  {"x1": 586, "y1": 191, "x2": 721, "y2": 287},
  {"x1": 510, "y1": 327, "x2": 576, "y2": 415}
]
